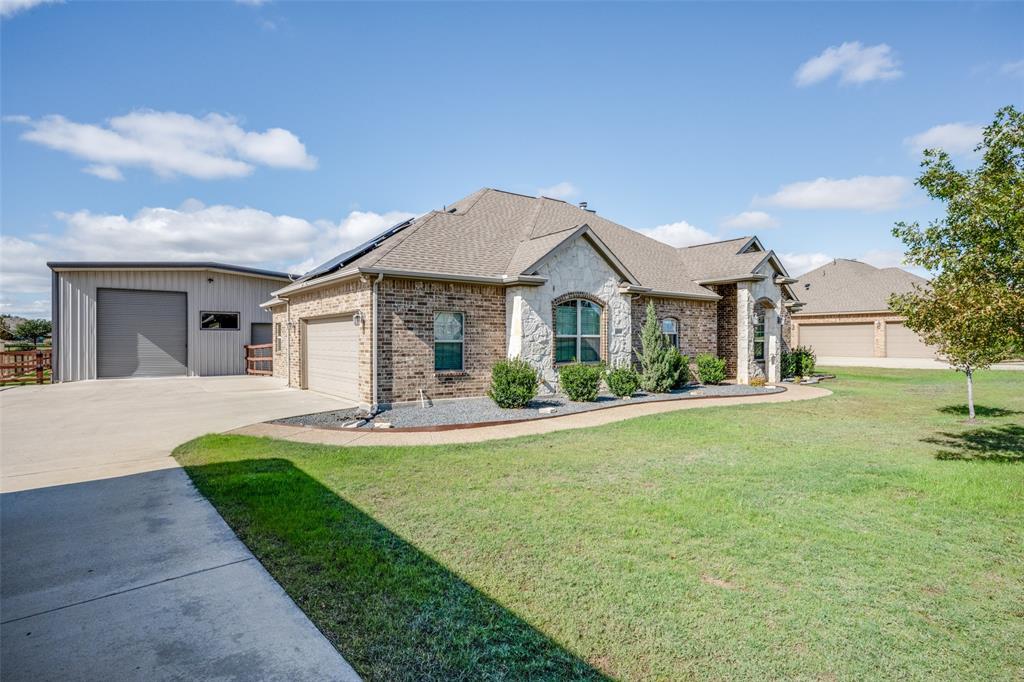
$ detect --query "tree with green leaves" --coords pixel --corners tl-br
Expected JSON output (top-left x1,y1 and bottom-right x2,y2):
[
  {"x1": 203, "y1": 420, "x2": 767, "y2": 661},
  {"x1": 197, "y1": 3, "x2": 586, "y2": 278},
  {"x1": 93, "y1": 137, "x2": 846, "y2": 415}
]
[
  {"x1": 637, "y1": 301, "x2": 683, "y2": 392},
  {"x1": 13, "y1": 318, "x2": 52, "y2": 345},
  {"x1": 891, "y1": 105, "x2": 1024, "y2": 420}
]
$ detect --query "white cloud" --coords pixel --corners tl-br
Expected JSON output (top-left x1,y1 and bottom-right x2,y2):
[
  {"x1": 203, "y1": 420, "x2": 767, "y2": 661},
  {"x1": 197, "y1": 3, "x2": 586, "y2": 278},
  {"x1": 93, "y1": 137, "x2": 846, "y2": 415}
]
[
  {"x1": 0, "y1": 0, "x2": 59, "y2": 18},
  {"x1": 640, "y1": 220, "x2": 716, "y2": 248},
  {"x1": 795, "y1": 42, "x2": 902, "y2": 87},
  {"x1": 1001, "y1": 60, "x2": 1024, "y2": 78},
  {"x1": 779, "y1": 252, "x2": 834, "y2": 276},
  {"x1": 538, "y1": 182, "x2": 580, "y2": 200},
  {"x1": 905, "y1": 123, "x2": 983, "y2": 156},
  {"x1": 758, "y1": 175, "x2": 910, "y2": 212},
  {"x1": 860, "y1": 249, "x2": 906, "y2": 269},
  {"x1": 1, "y1": 202, "x2": 415, "y2": 317},
  {"x1": 8, "y1": 110, "x2": 317, "y2": 180},
  {"x1": 720, "y1": 211, "x2": 779, "y2": 231}
]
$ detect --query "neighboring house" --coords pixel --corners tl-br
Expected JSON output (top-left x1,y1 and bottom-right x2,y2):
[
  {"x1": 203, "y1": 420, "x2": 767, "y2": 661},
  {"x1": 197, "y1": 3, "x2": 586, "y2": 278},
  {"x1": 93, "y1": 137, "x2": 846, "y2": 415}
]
[
  {"x1": 267, "y1": 188, "x2": 802, "y2": 407},
  {"x1": 49, "y1": 262, "x2": 291, "y2": 381},
  {"x1": 791, "y1": 259, "x2": 938, "y2": 361}
]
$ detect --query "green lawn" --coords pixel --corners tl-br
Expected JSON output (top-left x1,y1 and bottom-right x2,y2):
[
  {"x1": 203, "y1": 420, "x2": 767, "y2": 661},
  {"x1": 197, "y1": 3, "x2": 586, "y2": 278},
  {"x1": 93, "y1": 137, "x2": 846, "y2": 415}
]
[{"x1": 174, "y1": 368, "x2": 1024, "y2": 681}]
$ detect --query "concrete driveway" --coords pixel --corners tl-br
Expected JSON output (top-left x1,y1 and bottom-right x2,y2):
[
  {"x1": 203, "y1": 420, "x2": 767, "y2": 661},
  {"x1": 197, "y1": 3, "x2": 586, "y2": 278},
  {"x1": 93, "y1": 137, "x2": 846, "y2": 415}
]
[{"x1": 1, "y1": 376, "x2": 361, "y2": 680}]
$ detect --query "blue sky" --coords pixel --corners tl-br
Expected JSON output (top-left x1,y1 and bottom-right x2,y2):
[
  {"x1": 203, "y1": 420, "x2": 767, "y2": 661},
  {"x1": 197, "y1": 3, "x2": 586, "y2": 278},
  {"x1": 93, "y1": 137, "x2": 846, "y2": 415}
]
[{"x1": 2, "y1": 0, "x2": 1022, "y2": 317}]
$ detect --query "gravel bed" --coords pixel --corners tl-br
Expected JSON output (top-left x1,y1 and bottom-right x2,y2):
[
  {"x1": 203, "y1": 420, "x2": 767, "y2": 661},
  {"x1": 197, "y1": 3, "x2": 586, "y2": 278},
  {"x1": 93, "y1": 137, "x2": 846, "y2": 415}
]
[{"x1": 271, "y1": 383, "x2": 784, "y2": 430}]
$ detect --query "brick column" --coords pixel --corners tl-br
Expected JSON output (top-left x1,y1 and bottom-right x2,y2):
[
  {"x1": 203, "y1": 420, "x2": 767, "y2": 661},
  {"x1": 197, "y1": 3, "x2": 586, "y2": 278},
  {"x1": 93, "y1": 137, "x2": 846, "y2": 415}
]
[{"x1": 874, "y1": 319, "x2": 886, "y2": 357}]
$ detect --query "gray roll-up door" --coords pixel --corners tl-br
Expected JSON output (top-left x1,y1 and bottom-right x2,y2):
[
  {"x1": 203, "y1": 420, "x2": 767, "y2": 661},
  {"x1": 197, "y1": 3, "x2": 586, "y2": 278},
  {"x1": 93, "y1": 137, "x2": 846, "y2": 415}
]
[{"x1": 97, "y1": 289, "x2": 188, "y2": 378}]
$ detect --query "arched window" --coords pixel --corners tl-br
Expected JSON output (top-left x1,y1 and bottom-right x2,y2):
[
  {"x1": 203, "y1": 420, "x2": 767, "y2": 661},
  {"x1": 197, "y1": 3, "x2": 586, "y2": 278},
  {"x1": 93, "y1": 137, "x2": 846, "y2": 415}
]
[
  {"x1": 661, "y1": 318, "x2": 679, "y2": 349},
  {"x1": 753, "y1": 310, "x2": 765, "y2": 361},
  {"x1": 555, "y1": 299, "x2": 601, "y2": 363}
]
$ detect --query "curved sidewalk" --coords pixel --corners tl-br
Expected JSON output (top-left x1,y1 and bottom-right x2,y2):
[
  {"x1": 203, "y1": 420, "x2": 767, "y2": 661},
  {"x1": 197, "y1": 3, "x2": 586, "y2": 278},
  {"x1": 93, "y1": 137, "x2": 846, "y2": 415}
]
[{"x1": 229, "y1": 383, "x2": 832, "y2": 447}]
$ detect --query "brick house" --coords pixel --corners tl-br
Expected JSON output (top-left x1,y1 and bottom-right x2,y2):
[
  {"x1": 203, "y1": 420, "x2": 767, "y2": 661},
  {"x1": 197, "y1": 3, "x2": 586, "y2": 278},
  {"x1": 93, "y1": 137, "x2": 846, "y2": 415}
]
[
  {"x1": 265, "y1": 188, "x2": 802, "y2": 408},
  {"x1": 791, "y1": 259, "x2": 939, "y2": 362}
]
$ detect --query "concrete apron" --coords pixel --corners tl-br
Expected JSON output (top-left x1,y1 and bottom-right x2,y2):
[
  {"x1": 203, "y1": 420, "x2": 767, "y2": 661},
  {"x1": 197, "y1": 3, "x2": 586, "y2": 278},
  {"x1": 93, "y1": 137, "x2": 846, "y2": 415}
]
[
  {"x1": 230, "y1": 382, "x2": 833, "y2": 448},
  {"x1": 0, "y1": 376, "x2": 360, "y2": 681}
]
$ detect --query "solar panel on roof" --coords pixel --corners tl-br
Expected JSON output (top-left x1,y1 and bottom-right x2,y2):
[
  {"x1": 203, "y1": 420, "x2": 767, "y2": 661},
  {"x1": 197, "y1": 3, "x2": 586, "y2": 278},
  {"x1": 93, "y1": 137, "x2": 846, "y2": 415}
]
[{"x1": 296, "y1": 217, "x2": 415, "y2": 282}]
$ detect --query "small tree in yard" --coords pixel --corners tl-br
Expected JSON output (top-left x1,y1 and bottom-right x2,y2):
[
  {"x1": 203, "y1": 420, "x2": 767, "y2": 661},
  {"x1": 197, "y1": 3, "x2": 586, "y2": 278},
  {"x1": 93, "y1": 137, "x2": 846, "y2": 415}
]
[
  {"x1": 13, "y1": 319, "x2": 51, "y2": 345},
  {"x1": 637, "y1": 301, "x2": 683, "y2": 392},
  {"x1": 891, "y1": 105, "x2": 1024, "y2": 421}
]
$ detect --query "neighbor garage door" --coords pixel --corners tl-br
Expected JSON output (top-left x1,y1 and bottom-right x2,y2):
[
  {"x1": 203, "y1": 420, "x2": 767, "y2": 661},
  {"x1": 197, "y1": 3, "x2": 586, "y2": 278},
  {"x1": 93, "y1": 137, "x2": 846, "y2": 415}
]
[
  {"x1": 886, "y1": 322, "x2": 938, "y2": 358},
  {"x1": 800, "y1": 323, "x2": 874, "y2": 357},
  {"x1": 97, "y1": 289, "x2": 188, "y2": 378},
  {"x1": 304, "y1": 315, "x2": 360, "y2": 401}
]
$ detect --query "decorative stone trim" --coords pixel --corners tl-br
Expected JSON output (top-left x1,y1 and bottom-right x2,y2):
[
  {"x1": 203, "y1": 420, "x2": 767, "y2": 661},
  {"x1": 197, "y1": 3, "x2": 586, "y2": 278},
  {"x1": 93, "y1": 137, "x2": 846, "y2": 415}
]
[{"x1": 550, "y1": 291, "x2": 609, "y2": 365}]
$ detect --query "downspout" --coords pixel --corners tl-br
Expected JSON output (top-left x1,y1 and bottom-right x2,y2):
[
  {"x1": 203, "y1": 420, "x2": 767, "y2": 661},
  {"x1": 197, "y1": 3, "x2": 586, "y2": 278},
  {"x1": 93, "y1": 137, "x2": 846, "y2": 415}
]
[
  {"x1": 371, "y1": 272, "x2": 384, "y2": 413},
  {"x1": 286, "y1": 300, "x2": 292, "y2": 387}
]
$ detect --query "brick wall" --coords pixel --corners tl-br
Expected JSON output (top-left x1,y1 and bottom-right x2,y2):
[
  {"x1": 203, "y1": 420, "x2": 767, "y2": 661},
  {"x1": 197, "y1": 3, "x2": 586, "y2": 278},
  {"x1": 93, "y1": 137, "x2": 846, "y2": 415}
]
[
  {"x1": 792, "y1": 312, "x2": 904, "y2": 358},
  {"x1": 378, "y1": 278, "x2": 506, "y2": 404},
  {"x1": 629, "y1": 295, "x2": 718, "y2": 361},
  {"x1": 709, "y1": 284, "x2": 738, "y2": 377},
  {"x1": 275, "y1": 278, "x2": 373, "y2": 403}
]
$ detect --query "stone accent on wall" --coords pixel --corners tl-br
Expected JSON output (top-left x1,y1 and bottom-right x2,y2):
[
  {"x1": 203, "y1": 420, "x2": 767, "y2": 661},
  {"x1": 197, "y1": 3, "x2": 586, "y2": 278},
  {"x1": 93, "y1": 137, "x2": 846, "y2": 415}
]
[
  {"x1": 629, "y1": 295, "x2": 717, "y2": 364},
  {"x1": 506, "y1": 236, "x2": 632, "y2": 390},
  {"x1": 276, "y1": 278, "x2": 373, "y2": 404},
  {"x1": 378, "y1": 278, "x2": 505, "y2": 404},
  {"x1": 709, "y1": 284, "x2": 738, "y2": 378},
  {"x1": 780, "y1": 305, "x2": 793, "y2": 354}
]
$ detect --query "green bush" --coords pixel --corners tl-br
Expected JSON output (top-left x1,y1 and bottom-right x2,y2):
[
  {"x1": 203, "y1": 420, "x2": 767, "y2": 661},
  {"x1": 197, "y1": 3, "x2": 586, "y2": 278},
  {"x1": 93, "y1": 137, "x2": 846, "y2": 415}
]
[
  {"x1": 782, "y1": 346, "x2": 816, "y2": 377},
  {"x1": 488, "y1": 358, "x2": 539, "y2": 408},
  {"x1": 559, "y1": 362, "x2": 604, "y2": 402},
  {"x1": 696, "y1": 354, "x2": 727, "y2": 385},
  {"x1": 674, "y1": 351, "x2": 691, "y2": 388},
  {"x1": 605, "y1": 365, "x2": 640, "y2": 398},
  {"x1": 638, "y1": 302, "x2": 686, "y2": 392}
]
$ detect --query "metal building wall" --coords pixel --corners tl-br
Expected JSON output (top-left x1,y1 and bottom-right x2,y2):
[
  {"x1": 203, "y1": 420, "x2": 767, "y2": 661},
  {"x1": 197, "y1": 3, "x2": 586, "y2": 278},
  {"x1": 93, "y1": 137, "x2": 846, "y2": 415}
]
[{"x1": 52, "y1": 269, "x2": 284, "y2": 381}]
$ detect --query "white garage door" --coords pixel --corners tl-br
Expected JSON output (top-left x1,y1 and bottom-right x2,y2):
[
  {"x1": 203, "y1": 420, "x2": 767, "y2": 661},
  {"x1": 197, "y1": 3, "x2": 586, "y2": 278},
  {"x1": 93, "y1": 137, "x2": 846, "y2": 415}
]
[
  {"x1": 800, "y1": 323, "x2": 874, "y2": 357},
  {"x1": 304, "y1": 316, "x2": 360, "y2": 401},
  {"x1": 887, "y1": 322, "x2": 939, "y2": 358}
]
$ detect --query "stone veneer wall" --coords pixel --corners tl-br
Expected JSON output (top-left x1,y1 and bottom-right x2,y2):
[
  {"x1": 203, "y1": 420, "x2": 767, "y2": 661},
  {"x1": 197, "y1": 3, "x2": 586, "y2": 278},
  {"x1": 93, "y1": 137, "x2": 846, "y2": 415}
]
[
  {"x1": 273, "y1": 278, "x2": 373, "y2": 403},
  {"x1": 506, "y1": 236, "x2": 632, "y2": 390},
  {"x1": 629, "y1": 296, "x2": 717, "y2": 361},
  {"x1": 709, "y1": 284, "x2": 738, "y2": 378},
  {"x1": 377, "y1": 278, "x2": 505, "y2": 404}
]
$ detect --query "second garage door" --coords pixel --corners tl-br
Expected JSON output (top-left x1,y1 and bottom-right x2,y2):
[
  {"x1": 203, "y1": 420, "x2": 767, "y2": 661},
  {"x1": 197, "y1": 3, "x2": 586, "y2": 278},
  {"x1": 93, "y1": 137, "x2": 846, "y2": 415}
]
[
  {"x1": 304, "y1": 315, "x2": 360, "y2": 401},
  {"x1": 887, "y1": 322, "x2": 938, "y2": 358},
  {"x1": 97, "y1": 288, "x2": 188, "y2": 378},
  {"x1": 800, "y1": 323, "x2": 874, "y2": 357}
]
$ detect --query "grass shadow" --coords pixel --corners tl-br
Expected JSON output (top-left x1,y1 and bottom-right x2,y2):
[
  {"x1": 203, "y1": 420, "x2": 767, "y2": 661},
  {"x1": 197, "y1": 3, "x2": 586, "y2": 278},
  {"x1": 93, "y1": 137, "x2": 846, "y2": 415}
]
[
  {"x1": 924, "y1": 424, "x2": 1024, "y2": 463},
  {"x1": 937, "y1": 404, "x2": 1022, "y2": 418},
  {"x1": 183, "y1": 458, "x2": 608, "y2": 681}
]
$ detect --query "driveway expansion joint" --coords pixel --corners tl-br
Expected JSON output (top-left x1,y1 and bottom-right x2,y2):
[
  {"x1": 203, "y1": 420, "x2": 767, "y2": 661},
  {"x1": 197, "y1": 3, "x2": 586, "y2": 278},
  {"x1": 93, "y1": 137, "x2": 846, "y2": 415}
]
[{"x1": 1, "y1": 557, "x2": 254, "y2": 625}]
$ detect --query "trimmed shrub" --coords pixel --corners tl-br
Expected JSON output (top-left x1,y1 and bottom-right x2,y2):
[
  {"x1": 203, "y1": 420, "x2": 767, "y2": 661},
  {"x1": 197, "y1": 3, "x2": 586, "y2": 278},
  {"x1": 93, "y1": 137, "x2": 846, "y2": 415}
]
[
  {"x1": 606, "y1": 365, "x2": 641, "y2": 398},
  {"x1": 782, "y1": 346, "x2": 816, "y2": 378},
  {"x1": 559, "y1": 362, "x2": 604, "y2": 402},
  {"x1": 696, "y1": 354, "x2": 727, "y2": 385},
  {"x1": 750, "y1": 375, "x2": 767, "y2": 388},
  {"x1": 638, "y1": 302, "x2": 685, "y2": 392},
  {"x1": 674, "y1": 352, "x2": 691, "y2": 388},
  {"x1": 488, "y1": 358, "x2": 538, "y2": 408}
]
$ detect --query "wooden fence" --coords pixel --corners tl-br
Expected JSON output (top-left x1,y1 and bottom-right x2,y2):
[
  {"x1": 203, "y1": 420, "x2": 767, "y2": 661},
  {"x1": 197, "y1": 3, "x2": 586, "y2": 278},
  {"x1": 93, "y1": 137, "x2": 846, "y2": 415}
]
[
  {"x1": 1, "y1": 348, "x2": 52, "y2": 385},
  {"x1": 244, "y1": 343, "x2": 273, "y2": 376}
]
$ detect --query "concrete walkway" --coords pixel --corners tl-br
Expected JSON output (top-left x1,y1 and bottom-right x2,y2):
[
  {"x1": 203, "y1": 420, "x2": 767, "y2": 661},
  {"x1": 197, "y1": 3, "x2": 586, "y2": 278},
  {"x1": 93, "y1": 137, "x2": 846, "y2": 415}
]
[
  {"x1": 1, "y1": 377, "x2": 361, "y2": 681},
  {"x1": 230, "y1": 382, "x2": 832, "y2": 447}
]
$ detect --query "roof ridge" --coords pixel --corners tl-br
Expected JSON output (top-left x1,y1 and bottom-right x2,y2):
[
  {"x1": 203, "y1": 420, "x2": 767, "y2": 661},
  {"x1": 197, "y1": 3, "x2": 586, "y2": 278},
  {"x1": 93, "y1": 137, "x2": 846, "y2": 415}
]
[{"x1": 681, "y1": 235, "x2": 750, "y2": 250}]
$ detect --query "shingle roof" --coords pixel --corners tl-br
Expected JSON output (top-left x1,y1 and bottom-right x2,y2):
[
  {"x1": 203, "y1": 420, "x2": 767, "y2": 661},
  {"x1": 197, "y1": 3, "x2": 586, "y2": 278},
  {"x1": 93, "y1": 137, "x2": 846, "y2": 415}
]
[
  {"x1": 299, "y1": 188, "x2": 789, "y2": 299},
  {"x1": 795, "y1": 259, "x2": 928, "y2": 314}
]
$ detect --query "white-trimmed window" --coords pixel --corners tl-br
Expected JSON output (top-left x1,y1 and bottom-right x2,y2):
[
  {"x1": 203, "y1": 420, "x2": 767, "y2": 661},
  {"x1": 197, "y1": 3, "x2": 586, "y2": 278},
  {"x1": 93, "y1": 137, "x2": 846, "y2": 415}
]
[
  {"x1": 274, "y1": 322, "x2": 283, "y2": 350},
  {"x1": 661, "y1": 318, "x2": 679, "y2": 349},
  {"x1": 434, "y1": 312, "x2": 464, "y2": 371},
  {"x1": 555, "y1": 299, "x2": 601, "y2": 363}
]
